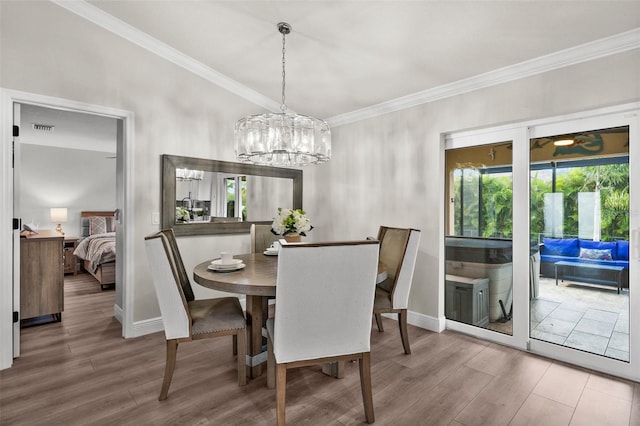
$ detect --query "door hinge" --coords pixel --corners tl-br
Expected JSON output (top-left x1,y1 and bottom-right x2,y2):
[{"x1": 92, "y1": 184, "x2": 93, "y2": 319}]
[
  {"x1": 13, "y1": 311, "x2": 19, "y2": 323},
  {"x1": 13, "y1": 125, "x2": 19, "y2": 137},
  {"x1": 13, "y1": 218, "x2": 21, "y2": 230}
]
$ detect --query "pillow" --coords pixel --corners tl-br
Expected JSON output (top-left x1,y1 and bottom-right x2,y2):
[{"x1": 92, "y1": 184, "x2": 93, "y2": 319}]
[
  {"x1": 578, "y1": 248, "x2": 612, "y2": 261},
  {"x1": 89, "y1": 216, "x2": 107, "y2": 235},
  {"x1": 542, "y1": 238, "x2": 579, "y2": 257},
  {"x1": 579, "y1": 240, "x2": 617, "y2": 259},
  {"x1": 105, "y1": 216, "x2": 116, "y2": 232},
  {"x1": 616, "y1": 241, "x2": 629, "y2": 260}
]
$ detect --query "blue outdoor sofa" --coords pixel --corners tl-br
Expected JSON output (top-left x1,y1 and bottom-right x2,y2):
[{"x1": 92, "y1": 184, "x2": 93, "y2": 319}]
[{"x1": 539, "y1": 237, "x2": 629, "y2": 290}]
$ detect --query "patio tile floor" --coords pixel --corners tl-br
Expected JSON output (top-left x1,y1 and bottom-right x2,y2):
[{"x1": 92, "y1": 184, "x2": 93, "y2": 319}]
[{"x1": 530, "y1": 277, "x2": 630, "y2": 361}]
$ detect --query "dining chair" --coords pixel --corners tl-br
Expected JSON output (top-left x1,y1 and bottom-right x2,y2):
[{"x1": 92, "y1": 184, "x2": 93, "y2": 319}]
[
  {"x1": 250, "y1": 223, "x2": 280, "y2": 253},
  {"x1": 144, "y1": 229, "x2": 247, "y2": 401},
  {"x1": 266, "y1": 240, "x2": 380, "y2": 425},
  {"x1": 251, "y1": 223, "x2": 281, "y2": 320},
  {"x1": 373, "y1": 226, "x2": 421, "y2": 354}
]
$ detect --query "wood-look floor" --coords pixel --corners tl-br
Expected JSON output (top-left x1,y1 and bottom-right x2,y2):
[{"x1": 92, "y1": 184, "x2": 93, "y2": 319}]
[{"x1": 1, "y1": 272, "x2": 639, "y2": 425}]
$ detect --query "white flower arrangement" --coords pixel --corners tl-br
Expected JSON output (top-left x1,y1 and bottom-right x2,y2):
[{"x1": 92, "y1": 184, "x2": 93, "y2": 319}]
[
  {"x1": 271, "y1": 208, "x2": 313, "y2": 236},
  {"x1": 176, "y1": 206, "x2": 190, "y2": 222}
]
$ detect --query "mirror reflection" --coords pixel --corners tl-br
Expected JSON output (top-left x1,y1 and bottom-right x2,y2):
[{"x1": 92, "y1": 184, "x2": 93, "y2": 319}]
[
  {"x1": 162, "y1": 155, "x2": 302, "y2": 236},
  {"x1": 175, "y1": 170, "x2": 293, "y2": 223}
]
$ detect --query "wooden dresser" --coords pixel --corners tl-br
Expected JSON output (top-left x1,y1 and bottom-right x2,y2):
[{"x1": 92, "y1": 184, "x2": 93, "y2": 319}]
[{"x1": 20, "y1": 230, "x2": 64, "y2": 321}]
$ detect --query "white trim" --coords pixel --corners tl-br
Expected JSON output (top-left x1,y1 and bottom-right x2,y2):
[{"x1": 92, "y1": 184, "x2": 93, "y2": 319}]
[
  {"x1": 131, "y1": 298, "x2": 247, "y2": 339},
  {"x1": 49, "y1": 1, "x2": 639, "y2": 128},
  {"x1": 0, "y1": 92, "x2": 14, "y2": 370},
  {"x1": 129, "y1": 317, "x2": 164, "y2": 338},
  {"x1": 50, "y1": 0, "x2": 281, "y2": 114},
  {"x1": 0, "y1": 89, "x2": 135, "y2": 370},
  {"x1": 447, "y1": 101, "x2": 640, "y2": 142},
  {"x1": 381, "y1": 310, "x2": 444, "y2": 333},
  {"x1": 113, "y1": 302, "x2": 124, "y2": 324},
  {"x1": 327, "y1": 28, "x2": 640, "y2": 126}
]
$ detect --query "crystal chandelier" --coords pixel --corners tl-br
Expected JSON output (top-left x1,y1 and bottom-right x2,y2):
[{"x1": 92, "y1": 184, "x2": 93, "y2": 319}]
[{"x1": 235, "y1": 22, "x2": 331, "y2": 166}]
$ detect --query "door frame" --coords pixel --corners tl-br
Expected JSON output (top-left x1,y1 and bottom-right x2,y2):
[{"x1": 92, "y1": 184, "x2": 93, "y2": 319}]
[
  {"x1": 0, "y1": 88, "x2": 135, "y2": 370},
  {"x1": 443, "y1": 101, "x2": 640, "y2": 382}
]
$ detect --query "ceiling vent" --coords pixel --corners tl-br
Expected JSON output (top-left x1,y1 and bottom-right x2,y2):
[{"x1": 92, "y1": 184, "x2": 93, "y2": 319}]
[{"x1": 32, "y1": 123, "x2": 55, "y2": 132}]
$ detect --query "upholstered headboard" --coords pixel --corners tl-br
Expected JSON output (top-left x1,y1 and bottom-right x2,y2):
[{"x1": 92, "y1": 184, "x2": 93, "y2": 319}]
[{"x1": 80, "y1": 211, "x2": 116, "y2": 237}]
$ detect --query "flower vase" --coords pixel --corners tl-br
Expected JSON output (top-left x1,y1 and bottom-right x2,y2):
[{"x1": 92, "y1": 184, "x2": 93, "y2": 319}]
[{"x1": 284, "y1": 233, "x2": 302, "y2": 243}]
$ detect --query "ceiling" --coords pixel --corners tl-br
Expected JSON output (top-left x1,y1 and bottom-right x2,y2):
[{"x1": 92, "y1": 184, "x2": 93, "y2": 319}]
[{"x1": 45, "y1": 1, "x2": 640, "y2": 126}]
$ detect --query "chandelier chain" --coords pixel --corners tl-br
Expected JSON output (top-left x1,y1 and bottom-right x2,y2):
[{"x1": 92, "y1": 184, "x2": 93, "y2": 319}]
[
  {"x1": 281, "y1": 29, "x2": 287, "y2": 112},
  {"x1": 235, "y1": 21, "x2": 331, "y2": 166}
]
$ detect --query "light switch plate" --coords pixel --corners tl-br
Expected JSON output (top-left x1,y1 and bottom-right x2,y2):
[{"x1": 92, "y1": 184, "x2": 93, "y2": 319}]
[{"x1": 151, "y1": 212, "x2": 160, "y2": 225}]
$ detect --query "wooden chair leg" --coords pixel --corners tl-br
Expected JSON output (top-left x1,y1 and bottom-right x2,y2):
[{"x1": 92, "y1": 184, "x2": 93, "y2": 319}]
[
  {"x1": 375, "y1": 313, "x2": 384, "y2": 332},
  {"x1": 236, "y1": 330, "x2": 247, "y2": 386},
  {"x1": 359, "y1": 352, "x2": 375, "y2": 424},
  {"x1": 276, "y1": 363, "x2": 287, "y2": 426},
  {"x1": 233, "y1": 334, "x2": 238, "y2": 356},
  {"x1": 159, "y1": 339, "x2": 178, "y2": 401},
  {"x1": 267, "y1": 333, "x2": 275, "y2": 389},
  {"x1": 398, "y1": 309, "x2": 411, "y2": 355}
]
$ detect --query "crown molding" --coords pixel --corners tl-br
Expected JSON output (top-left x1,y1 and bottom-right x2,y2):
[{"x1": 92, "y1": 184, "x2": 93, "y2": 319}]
[
  {"x1": 326, "y1": 27, "x2": 640, "y2": 127},
  {"x1": 51, "y1": 0, "x2": 282, "y2": 113},
  {"x1": 51, "y1": 1, "x2": 639, "y2": 128}
]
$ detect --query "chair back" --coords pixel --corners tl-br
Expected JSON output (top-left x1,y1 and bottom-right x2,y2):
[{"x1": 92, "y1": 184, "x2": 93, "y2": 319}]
[
  {"x1": 391, "y1": 229, "x2": 420, "y2": 308},
  {"x1": 376, "y1": 226, "x2": 411, "y2": 292},
  {"x1": 250, "y1": 223, "x2": 280, "y2": 253},
  {"x1": 274, "y1": 240, "x2": 380, "y2": 363},
  {"x1": 160, "y1": 228, "x2": 195, "y2": 302},
  {"x1": 144, "y1": 231, "x2": 192, "y2": 340}
]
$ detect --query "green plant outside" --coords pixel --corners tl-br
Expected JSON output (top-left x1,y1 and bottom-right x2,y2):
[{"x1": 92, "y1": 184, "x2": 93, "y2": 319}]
[{"x1": 453, "y1": 163, "x2": 629, "y2": 241}]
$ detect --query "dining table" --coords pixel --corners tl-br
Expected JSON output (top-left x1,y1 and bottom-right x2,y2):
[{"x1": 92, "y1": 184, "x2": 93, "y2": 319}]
[{"x1": 193, "y1": 252, "x2": 388, "y2": 379}]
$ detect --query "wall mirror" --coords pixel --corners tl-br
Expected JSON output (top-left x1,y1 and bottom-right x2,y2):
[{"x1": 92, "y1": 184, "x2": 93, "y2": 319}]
[{"x1": 162, "y1": 155, "x2": 302, "y2": 236}]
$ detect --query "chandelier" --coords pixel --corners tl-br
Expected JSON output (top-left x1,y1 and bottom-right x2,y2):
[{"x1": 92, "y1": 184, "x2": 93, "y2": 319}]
[{"x1": 235, "y1": 22, "x2": 331, "y2": 166}]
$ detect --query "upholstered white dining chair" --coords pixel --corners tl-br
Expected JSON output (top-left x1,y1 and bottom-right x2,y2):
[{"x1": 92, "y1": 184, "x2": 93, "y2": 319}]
[
  {"x1": 373, "y1": 226, "x2": 421, "y2": 354},
  {"x1": 144, "y1": 229, "x2": 247, "y2": 401},
  {"x1": 266, "y1": 240, "x2": 380, "y2": 425}
]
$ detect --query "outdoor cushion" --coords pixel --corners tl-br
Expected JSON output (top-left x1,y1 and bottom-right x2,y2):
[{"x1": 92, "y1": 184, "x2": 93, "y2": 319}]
[
  {"x1": 542, "y1": 238, "x2": 579, "y2": 257},
  {"x1": 617, "y1": 241, "x2": 629, "y2": 260},
  {"x1": 579, "y1": 240, "x2": 617, "y2": 259},
  {"x1": 579, "y1": 248, "x2": 612, "y2": 261}
]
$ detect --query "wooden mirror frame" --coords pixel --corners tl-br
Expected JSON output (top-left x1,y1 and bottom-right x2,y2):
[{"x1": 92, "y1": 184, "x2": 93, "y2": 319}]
[{"x1": 162, "y1": 155, "x2": 303, "y2": 236}]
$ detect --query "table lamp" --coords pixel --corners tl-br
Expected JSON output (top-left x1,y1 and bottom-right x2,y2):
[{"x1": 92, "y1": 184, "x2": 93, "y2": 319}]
[{"x1": 50, "y1": 207, "x2": 67, "y2": 235}]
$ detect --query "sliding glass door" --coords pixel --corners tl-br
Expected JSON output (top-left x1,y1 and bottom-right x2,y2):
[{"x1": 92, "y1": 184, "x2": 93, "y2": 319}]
[
  {"x1": 444, "y1": 105, "x2": 639, "y2": 381},
  {"x1": 444, "y1": 127, "x2": 530, "y2": 350},
  {"x1": 528, "y1": 113, "x2": 638, "y2": 380}
]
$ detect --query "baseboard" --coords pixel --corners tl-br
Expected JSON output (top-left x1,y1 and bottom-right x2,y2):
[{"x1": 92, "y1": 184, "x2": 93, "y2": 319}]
[
  {"x1": 126, "y1": 300, "x2": 443, "y2": 339},
  {"x1": 126, "y1": 299, "x2": 247, "y2": 338},
  {"x1": 113, "y1": 303, "x2": 123, "y2": 324},
  {"x1": 130, "y1": 317, "x2": 164, "y2": 337},
  {"x1": 382, "y1": 310, "x2": 445, "y2": 333}
]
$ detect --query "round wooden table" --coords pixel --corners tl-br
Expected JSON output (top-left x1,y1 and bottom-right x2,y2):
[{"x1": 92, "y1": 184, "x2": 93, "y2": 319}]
[{"x1": 193, "y1": 253, "x2": 387, "y2": 378}]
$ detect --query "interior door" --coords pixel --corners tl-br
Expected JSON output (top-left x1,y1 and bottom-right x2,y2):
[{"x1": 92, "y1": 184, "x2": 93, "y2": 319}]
[{"x1": 12, "y1": 102, "x2": 21, "y2": 357}]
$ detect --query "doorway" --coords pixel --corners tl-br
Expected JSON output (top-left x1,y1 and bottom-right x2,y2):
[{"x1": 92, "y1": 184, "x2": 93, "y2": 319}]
[
  {"x1": 17, "y1": 103, "x2": 118, "y2": 325},
  {"x1": 443, "y1": 103, "x2": 639, "y2": 381},
  {"x1": 0, "y1": 89, "x2": 134, "y2": 369}
]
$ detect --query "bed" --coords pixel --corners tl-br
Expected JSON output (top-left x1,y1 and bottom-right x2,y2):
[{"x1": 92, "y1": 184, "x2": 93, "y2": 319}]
[{"x1": 74, "y1": 211, "x2": 116, "y2": 290}]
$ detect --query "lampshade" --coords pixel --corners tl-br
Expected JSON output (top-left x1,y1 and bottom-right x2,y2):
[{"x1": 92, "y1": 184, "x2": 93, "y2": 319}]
[
  {"x1": 50, "y1": 207, "x2": 67, "y2": 235},
  {"x1": 50, "y1": 208, "x2": 68, "y2": 223},
  {"x1": 235, "y1": 22, "x2": 331, "y2": 166}
]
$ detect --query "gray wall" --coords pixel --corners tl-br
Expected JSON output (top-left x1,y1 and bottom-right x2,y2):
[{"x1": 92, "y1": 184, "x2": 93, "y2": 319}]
[
  {"x1": 20, "y1": 145, "x2": 116, "y2": 238},
  {"x1": 2, "y1": 1, "x2": 639, "y2": 325}
]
